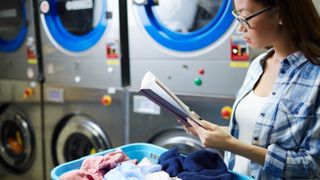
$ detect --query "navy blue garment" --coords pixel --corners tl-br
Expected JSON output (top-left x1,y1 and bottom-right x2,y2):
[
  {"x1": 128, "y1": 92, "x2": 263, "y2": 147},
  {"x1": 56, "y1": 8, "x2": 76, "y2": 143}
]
[
  {"x1": 158, "y1": 147, "x2": 184, "y2": 177},
  {"x1": 159, "y1": 148, "x2": 232, "y2": 180}
]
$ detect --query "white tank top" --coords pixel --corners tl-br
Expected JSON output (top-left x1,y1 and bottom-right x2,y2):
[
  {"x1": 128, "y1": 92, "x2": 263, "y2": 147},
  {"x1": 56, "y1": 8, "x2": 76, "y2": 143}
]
[{"x1": 233, "y1": 90, "x2": 268, "y2": 175}]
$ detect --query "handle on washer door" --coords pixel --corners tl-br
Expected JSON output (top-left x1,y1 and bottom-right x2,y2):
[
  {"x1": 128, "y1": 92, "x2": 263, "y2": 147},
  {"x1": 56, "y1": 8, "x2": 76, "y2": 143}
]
[
  {"x1": 133, "y1": 0, "x2": 159, "y2": 6},
  {"x1": 39, "y1": 0, "x2": 50, "y2": 14},
  {"x1": 106, "y1": 11, "x2": 112, "y2": 19}
]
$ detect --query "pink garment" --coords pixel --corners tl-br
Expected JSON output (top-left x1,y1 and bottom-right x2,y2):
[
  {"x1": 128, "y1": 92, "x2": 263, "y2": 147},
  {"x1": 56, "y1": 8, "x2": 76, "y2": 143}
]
[
  {"x1": 60, "y1": 170, "x2": 97, "y2": 180},
  {"x1": 60, "y1": 149, "x2": 130, "y2": 180}
]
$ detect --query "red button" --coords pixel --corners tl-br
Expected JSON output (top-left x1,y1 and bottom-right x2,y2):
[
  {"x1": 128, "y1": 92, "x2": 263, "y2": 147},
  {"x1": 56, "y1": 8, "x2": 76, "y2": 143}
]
[
  {"x1": 23, "y1": 88, "x2": 33, "y2": 98},
  {"x1": 100, "y1": 95, "x2": 112, "y2": 106},
  {"x1": 222, "y1": 110, "x2": 230, "y2": 117},
  {"x1": 198, "y1": 69, "x2": 205, "y2": 75},
  {"x1": 220, "y1": 106, "x2": 232, "y2": 120}
]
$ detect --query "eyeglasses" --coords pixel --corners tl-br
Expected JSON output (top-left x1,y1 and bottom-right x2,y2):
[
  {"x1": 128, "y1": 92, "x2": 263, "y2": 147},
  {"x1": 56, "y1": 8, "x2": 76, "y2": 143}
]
[{"x1": 232, "y1": 7, "x2": 273, "y2": 29}]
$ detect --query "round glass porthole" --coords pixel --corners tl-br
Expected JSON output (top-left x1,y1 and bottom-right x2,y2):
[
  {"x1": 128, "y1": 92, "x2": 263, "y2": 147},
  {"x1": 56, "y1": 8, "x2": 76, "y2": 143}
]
[
  {"x1": 0, "y1": 106, "x2": 35, "y2": 173},
  {"x1": 0, "y1": 0, "x2": 27, "y2": 52},
  {"x1": 41, "y1": 0, "x2": 107, "y2": 52},
  {"x1": 149, "y1": 128, "x2": 203, "y2": 155},
  {"x1": 52, "y1": 114, "x2": 110, "y2": 165},
  {"x1": 134, "y1": 0, "x2": 234, "y2": 51}
]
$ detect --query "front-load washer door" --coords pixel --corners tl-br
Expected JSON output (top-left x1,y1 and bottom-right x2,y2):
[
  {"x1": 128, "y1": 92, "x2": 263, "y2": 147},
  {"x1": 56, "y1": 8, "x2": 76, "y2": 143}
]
[
  {"x1": 149, "y1": 128, "x2": 203, "y2": 155},
  {"x1": 0, "y1": 104, "x2": 35, "y2": 174},
  {"x1": 40, "y1": 0, "x2": 107, "y2": 52},
  {"x1": 51, "y1": 113, "x2": 111, "y2": 165},
  {"x1": 0, "y1": 0, "x2": 27, "y2": 52},
  {"x1": 133, "y1": 0, "x2": 234, "y2": 51}
]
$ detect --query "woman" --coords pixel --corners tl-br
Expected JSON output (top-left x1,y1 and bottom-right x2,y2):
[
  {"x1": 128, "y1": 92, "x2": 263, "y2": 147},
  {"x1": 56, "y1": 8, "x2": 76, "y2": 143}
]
[{"x1": 182, "y1": 0, "x2": 320, "y2": 179}]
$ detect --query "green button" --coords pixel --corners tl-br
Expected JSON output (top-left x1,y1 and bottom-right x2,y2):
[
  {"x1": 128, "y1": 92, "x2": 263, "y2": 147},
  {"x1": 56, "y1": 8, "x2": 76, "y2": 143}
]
[{"x1": 194, "y1": 78, "x2": 202, "y2": 86}]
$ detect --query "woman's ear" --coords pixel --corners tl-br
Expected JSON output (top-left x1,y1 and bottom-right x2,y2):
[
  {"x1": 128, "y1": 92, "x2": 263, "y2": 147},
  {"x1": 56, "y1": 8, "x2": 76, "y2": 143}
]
[
  {"x1": 275, "y1": 8, "x2": 283, "y2": 25},
  {"x1": 279, "y1": 20, "x2": 283, "y2": 25}
]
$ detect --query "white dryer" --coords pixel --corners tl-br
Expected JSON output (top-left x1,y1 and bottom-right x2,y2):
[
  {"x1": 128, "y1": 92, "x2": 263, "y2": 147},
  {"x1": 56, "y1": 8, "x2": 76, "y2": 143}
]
[
  {"x1": 0, "y1": 0, "x2": 39, "y2": 81},
  {"x1": 39, "y1": 0, "x2": 128, "y2": 88},
  {"x1": 128, "y1": 0, "x2": 253, "y2": 96}
]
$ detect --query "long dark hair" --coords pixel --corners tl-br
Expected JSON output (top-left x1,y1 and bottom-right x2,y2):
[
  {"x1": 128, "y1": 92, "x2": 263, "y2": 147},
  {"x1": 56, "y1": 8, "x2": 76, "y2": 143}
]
[{"x1": 255, "y1": 0, "x2": 320, "y2": 65}]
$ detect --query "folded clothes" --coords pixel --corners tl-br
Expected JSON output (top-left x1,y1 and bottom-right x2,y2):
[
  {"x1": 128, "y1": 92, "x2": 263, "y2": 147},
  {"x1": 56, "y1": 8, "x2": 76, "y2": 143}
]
[
  {"x1": 104, "y1": 158, "x2": 162, "y2": 180},
  {"x1": 60, "y1": 149, "x2": 130, "y2": 180},
  {"x1": 159, "y1": 148, "x2": 232, "y2": 180}
]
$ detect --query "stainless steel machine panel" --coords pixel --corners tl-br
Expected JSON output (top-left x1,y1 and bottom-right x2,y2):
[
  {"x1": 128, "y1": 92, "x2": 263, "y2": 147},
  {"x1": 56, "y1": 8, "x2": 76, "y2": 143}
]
[
  {"x1": 127, "y1": 0, "x2": 258, "y2": 96},
  {"x1": 0, "y1": 80, "x2": 43, "y2": 180},
  {"x1": 43, "y1": 85, "x2": 126, "y2": 179},
  {"x1": 129, "y1": 91, "x2": 234, "y2": 154},
  {"x1": 39, "y1": 0, "x2": 125, "y2": 88},
  {"x1": 0, "y1": 1, "x2": 39, "y2": 81}
]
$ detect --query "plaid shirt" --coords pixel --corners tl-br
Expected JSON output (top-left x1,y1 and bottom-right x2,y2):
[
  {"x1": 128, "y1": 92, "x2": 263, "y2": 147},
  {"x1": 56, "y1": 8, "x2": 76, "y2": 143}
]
[{"x1": 225, "y1": 49, "x2": 320, "y2": 179}]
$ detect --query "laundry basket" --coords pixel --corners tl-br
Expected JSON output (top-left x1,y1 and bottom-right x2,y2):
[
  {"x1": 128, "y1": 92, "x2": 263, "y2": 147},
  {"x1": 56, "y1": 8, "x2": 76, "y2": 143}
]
[{"x1": 51, "y1": 143, "x2": 253, "y2": 180}]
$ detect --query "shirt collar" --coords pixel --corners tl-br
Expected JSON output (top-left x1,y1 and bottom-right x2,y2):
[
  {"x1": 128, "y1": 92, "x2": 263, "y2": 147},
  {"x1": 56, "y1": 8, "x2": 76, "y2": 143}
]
[
  {"x1": 258, "y1": 48, "x2": 308, "y2": 68},
  {"x1": 259, "y1": 48, "x2": 275, "y2": 68},
  {"x1": 286, "y1": 51, "x2": 308, "y2": 67}
]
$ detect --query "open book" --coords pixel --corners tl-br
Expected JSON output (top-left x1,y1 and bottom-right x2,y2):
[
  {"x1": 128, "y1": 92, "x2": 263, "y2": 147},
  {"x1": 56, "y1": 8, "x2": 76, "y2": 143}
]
[{"x1": 140, "y1": 71, "x2": 207, "y2": 130}]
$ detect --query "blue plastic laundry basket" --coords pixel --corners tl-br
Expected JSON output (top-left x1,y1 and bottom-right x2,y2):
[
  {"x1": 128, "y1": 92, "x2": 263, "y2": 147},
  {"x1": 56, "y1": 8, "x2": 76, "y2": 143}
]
[{"x1": 51, "y1": 143, "x2": 253, "y2": 180}]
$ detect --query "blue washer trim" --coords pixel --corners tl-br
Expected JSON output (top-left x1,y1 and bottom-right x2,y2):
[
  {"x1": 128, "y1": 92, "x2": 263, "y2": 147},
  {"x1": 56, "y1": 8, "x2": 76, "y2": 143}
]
[
  {"x1": 43, "y1": 0, "x2": 107, "y2": 52},
  {"x1": 0, "y1": 0, "x2": 28, "y2": 52},
  {"x1": 137, "y1": 0, "x2": 234, "y2": 51}
]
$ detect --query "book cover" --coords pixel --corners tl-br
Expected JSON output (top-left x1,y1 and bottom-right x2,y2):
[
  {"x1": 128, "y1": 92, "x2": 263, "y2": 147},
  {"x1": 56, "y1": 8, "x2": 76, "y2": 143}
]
[{"x1": 140, "y1": 71, "x2": 207, "y2": 129}]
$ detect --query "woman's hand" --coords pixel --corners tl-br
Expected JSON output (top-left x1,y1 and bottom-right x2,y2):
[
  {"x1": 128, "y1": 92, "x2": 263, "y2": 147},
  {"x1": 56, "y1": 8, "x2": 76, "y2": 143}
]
[
  {"x1": 180, "y1": 117, "x2": 267, "y2": 165},
  {"x1": 187, "y1": 118, "x2": 234, "y2": 150},
  {"x1": 177, "y1": 111, "x2": 201, "y2": 136},
  {"x1": 177, "y1": 119, "x2": 198, "y2": 136}
]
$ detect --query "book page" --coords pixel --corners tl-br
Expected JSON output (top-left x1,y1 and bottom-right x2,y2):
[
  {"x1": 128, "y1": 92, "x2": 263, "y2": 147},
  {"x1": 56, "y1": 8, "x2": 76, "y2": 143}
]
[
  {"x1": 141, "y1": 72, "x2": 187, "y2": 114},
  {"x1": 140, "y1": 71, "x2": 206, "y2": 129}
]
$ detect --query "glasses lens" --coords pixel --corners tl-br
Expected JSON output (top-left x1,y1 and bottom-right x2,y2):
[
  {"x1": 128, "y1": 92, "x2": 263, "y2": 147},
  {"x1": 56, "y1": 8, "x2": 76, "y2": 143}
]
[
  {"x1": 232, "y1": 9, "x2": 240, "y2": 18},
  {"x1": 232, "y1": 10, "x2": 251, "y2": 29},
  {"x1": 239, "y1": 19, "x2": 250, "y2": 29}
]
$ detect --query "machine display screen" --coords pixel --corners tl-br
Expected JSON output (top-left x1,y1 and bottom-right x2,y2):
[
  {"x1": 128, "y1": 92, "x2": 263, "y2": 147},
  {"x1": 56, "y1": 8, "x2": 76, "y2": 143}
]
[
  {"x1": 0, "y1": 0, "x2": 23, "y2": 41},
  {"x1": 153, "y1": 0, "x2": 222, "y2": 33},
  {"x1": 57, "y1": 0, "x2": 101, "y2": 36}
]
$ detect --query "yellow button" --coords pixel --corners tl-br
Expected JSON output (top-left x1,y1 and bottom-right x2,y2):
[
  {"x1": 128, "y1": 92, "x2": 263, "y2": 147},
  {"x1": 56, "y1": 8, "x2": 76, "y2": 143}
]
[
  {"x1": 100, "y1": 95, "x2": 112, "y2": 106},
  {"x1": 221, "y1": 106, "x2": 232, "y2": 120},
  {"x1": 23, "y1": 88, "x2": 33, "y2": 98}
]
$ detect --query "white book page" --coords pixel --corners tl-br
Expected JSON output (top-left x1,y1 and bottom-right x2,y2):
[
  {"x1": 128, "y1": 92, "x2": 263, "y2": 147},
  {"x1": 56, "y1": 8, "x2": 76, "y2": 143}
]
[{"x1": 141, "y1": 72, "x2": 187, "y2": 114}]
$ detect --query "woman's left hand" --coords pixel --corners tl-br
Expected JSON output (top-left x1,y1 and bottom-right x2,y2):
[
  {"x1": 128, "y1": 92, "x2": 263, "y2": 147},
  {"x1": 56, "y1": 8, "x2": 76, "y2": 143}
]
[{"x1": 187, "y1": 118, "x2": 234, "y2": 150}]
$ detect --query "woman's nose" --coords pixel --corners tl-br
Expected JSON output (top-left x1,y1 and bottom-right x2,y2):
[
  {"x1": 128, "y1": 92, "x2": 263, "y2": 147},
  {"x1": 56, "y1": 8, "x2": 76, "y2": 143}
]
[{"x1": 237, "y1": 23, "x2": 247, "y2": 33}]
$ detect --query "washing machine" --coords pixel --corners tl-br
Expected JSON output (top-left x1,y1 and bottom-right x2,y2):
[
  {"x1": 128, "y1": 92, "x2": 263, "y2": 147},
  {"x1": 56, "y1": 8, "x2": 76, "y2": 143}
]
[
  {"x1": 43, "y1": 84, "x2": 126, "y2": 179},
  {"x1": 129, "y1": 92, "x2": 234, "y2": 154},
  {"x1": 38, "y1": 0, "x2": 129, "y2": 88},
  {"x1": 0, "y1": 0, "x2": 39, "y2": 81},
  {"x1": 128, "y1": 0, "x2": 258, "y2": 96},
  {"x1": 127, "y1": 0, "x2": 254, "y2": 153},
  {"x1": 0, "y1": 80, "x2": 44, "y2": 180}
]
